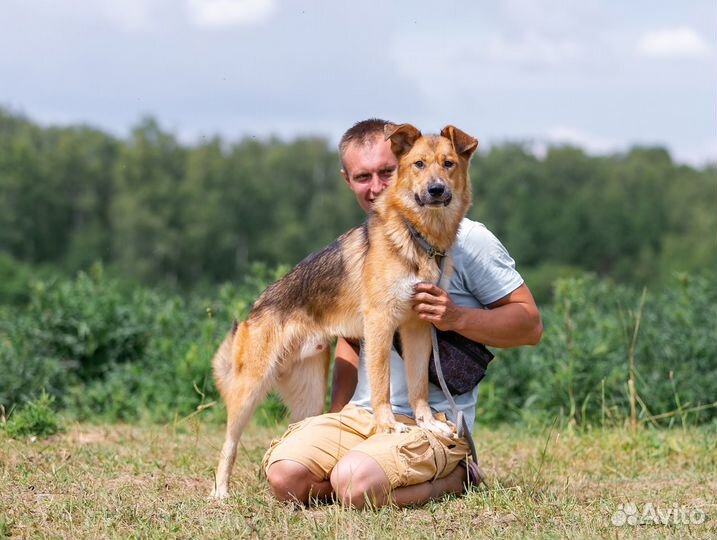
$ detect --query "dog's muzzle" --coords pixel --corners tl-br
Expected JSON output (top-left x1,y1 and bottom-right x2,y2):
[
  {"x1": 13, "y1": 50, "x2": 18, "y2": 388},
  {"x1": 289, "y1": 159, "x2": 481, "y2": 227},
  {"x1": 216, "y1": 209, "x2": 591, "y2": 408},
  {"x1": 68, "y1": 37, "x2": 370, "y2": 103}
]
[{"x1": 415, "y1": 182, "x2": 452, "y2": 207}]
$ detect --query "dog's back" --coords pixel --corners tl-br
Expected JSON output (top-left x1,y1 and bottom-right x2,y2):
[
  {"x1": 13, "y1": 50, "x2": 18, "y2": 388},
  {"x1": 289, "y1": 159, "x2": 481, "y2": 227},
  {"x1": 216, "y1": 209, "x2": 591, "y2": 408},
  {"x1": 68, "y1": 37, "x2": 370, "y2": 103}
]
[{"x1": 249, "y1": 224, "x2": 367, "y2": 331}]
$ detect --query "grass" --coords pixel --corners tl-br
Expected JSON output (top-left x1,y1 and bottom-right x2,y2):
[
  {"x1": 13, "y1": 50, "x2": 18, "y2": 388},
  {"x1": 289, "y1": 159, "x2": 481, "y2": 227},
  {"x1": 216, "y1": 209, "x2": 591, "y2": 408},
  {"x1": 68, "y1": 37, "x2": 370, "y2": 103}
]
[
  {"x1": 2, "y1": 392, "x2": 63, "y2": 440},
  {"x1": 1, "y1": 418, "x2": 715, "y2": 539}
]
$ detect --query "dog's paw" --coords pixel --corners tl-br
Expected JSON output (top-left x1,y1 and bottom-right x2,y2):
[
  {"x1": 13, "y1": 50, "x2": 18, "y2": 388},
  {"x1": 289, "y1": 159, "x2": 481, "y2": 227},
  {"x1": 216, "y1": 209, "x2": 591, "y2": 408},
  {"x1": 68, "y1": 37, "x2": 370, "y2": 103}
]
[
  {"x1": 417, "y1": 417, "x2": 454, "y2": 437},
  {"x1": 209, "y1": 486, "x2": 229, "y2": 501},
  {"x1": 375, "y1": 420, "x2": 410, "y2": 434},
  {"x1": 373, "y1": 406, "x2": 407, "y2": 434}
]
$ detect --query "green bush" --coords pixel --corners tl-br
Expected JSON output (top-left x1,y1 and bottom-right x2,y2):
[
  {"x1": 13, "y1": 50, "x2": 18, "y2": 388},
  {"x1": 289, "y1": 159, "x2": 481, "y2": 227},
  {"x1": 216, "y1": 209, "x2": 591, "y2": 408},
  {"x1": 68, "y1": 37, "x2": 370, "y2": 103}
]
[
  {"x1": 1, "y1": 264, "x2": 714, "y2": 428},
  {"x1": 519, "y1": 262, "x2": 585, "y2": 305},
  {"x1": 24, "y1": 267, "x2": 155, "y2": 380},
  {"x1": 479, "y1": 273, "x2": 717, "y2": 426},
  {"x1": 3, "y1": 391, "x2": 62, "y2": 439},
  {"x1": 0, "y1": 253, "x2": 47, "y2": 305},
  {"x1": 63, "y1": 301, "x2": 223, "y2": 423},
  {"x1": 0, "y1": 263, "x2": 285, "y2": 423},
  {"x1": 0, "y1": 308, "x2": 66, "y2": 407}
]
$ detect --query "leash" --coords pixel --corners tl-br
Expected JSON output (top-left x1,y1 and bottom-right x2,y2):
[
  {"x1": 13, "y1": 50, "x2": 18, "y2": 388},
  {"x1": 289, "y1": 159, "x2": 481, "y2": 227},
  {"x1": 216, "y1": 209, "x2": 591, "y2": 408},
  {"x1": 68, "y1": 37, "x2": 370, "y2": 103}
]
[
  {"x1": 404, "y1": 218, "x2": 480, "y2": 465},
  {"x1": 431, "y1": 257, "x2": 478, "y2": 465}
]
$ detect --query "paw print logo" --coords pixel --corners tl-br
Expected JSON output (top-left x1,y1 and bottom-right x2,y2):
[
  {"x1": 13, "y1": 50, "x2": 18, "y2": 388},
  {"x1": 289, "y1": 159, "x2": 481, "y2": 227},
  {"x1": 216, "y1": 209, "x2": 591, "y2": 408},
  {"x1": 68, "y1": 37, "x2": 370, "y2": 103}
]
[{"x1": 611, "y1": 503, "x2": 639, "y2": 526}]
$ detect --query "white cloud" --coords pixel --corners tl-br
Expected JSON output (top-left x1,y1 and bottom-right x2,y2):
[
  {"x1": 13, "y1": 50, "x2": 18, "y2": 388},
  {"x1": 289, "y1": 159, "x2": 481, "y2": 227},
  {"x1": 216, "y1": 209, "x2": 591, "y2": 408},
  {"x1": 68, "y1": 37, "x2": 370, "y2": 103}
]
[
  {"x1": 484, "y1": 32, "x2": 583, "y2": 66},
  {"x1": 98, "y1": 0, "x2": 153, "y2": 31},
  {"x1": 536, "y1": 128, "x2": 716, "y2": 167},
  {"x1": 388, "y1": 30, "x2": 586, "y2": 103},
  {"x1": 186, "y1": 0, "x2": 276, "y2": 28},
  {"x1": 545, "y1": 126, "x2": 620, "y2": 154},
  {"x1": 637, "y1": 27, "x2": 709, "y2": 59},
  {"x1": 500, "y1": 0, "x2": 602, "y2": 36},
  {"x1": 392, "y1": 30, "x2": 583, "y2": 72},
  {"x1": 672, "y1": 138, "x2": 717, "y2": 167}
]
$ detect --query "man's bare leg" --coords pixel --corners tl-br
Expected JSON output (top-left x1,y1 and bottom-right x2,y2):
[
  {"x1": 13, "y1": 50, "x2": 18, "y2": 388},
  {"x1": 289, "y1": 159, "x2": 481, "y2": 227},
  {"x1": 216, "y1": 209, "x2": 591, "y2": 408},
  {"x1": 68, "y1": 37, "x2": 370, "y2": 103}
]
[
  {"x1": 330, "y1": 451, "x2": 466, "y2": 509},
  {"x1": 266, "y1": 460, "x2": 333, "y2": 504}
]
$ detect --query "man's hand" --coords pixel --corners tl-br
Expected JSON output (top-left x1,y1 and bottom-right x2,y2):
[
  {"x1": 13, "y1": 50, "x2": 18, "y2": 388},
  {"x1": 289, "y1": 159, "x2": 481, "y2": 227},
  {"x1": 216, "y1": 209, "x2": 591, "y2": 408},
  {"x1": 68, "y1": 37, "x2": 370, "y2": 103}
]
[
  {"x1": 413, "y1": 282, "x2": 542, "y2": 347},
  {"x1": 412, "y1": 282, "x2": 464, "y2": 332}
]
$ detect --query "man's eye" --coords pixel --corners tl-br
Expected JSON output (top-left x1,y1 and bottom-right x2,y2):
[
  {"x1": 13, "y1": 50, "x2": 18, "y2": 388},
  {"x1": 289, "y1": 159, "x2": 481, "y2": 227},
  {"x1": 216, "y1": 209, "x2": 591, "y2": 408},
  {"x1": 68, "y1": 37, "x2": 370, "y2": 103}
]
[
  {"x1": 443, "y1": 160, "x2": 454, "y2": 168},
  {"x1": 414, "y1": 160, "x2": 425, "y2": 169}
]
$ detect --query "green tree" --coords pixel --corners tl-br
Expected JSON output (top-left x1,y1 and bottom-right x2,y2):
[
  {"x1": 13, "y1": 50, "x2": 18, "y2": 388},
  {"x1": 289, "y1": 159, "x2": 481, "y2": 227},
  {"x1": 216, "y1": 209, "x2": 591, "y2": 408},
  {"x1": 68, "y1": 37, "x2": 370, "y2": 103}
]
[{"x1": 111, "y1": 118, "x2": 186, "y2": 283}]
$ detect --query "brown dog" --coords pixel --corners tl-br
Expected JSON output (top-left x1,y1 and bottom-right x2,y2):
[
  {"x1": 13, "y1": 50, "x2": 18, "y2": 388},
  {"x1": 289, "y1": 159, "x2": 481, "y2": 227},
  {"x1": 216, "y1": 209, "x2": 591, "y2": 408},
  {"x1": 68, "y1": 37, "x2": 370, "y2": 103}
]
[{"x1": 211, "y1": 123, "x2": 478, "y2": 499}]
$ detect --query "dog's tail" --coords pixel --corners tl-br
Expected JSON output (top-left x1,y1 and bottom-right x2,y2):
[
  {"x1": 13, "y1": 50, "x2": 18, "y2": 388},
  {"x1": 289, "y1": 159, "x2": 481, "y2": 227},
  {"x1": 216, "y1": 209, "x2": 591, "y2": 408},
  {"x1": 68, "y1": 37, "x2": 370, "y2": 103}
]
[{"x1": 212, "y1": 320, "x2": 240, "y2": 399}]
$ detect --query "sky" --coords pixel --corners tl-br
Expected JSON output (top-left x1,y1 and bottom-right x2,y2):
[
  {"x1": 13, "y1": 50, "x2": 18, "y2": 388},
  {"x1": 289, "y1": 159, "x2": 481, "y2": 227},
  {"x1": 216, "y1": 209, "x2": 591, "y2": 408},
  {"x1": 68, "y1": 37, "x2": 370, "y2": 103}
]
[{"x1": 1, "y1": 0, "x2": 715, "y2": 165}]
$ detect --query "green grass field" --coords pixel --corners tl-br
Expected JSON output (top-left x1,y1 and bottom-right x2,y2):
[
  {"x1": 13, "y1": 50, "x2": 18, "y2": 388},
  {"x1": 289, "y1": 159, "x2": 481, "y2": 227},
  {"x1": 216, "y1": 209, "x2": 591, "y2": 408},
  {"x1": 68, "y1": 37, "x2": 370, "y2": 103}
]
[{"x1": 2, "y1": 419, "x2": 715, "y2": 539}]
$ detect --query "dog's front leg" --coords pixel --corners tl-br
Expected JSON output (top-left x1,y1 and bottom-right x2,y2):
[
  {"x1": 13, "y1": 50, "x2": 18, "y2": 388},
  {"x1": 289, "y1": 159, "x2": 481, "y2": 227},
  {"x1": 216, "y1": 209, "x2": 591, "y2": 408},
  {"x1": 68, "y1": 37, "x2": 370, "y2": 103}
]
[
  {"x1": 364, "y1": 317, "x2": 407, "y2": 434},
  {"x1": 400, "y1": 320, "x2": 454, "y2": 437}
]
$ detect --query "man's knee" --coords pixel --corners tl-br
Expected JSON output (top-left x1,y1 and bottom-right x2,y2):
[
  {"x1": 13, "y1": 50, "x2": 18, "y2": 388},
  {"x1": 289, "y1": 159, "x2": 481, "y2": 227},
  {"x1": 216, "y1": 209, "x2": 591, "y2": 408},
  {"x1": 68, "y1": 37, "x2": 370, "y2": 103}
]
[
  {"x1": 330, "y1": 452, "x2": 390, "y2": 509},
  {"x1": 266, "y1": 460, "x2": 317, "y2": 503}
]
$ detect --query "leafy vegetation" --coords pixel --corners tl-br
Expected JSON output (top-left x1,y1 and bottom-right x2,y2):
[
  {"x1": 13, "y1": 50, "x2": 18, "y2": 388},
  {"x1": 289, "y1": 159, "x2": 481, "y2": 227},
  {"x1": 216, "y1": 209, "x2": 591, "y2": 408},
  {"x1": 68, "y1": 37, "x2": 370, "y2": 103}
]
[
  {"x1": 0, "y1": 261, "x2": 714, "y2": 427},
  {"x1": 478, "y1": 273, "x2": 717, "y2": 427},
  {"x1": 2, "y1": 391, "x2": 62, "y2": 439},
  {"x1": 1, "y1": 108, "x2": 714, "y2": 301},
  {"x1": 0, "y1": 108, "x2": 714, "y2": 427}
]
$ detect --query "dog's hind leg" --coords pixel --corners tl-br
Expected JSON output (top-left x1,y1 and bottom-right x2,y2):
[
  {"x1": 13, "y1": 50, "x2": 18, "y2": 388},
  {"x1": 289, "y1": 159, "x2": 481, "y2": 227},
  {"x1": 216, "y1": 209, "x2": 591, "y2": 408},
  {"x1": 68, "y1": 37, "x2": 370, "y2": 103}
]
[
  {"x1": 212, "y1": 326, "x2": 278, "y2": 500},
  {"x1": 276, "y1": 342, "x2": 330, "y2": 422}
]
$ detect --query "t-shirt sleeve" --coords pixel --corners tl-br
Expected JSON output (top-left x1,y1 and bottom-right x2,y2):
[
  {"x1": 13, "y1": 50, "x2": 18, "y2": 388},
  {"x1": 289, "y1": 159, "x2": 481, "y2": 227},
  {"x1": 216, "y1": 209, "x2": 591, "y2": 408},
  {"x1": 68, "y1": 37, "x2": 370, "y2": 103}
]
[{"x1": 461, "y1": 222, "x2": 524, "y2": 306}]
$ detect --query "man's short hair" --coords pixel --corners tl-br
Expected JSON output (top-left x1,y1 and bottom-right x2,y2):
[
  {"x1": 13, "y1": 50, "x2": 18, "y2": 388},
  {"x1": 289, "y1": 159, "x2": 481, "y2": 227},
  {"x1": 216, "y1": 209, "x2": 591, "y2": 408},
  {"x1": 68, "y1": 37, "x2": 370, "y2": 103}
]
[{"x1": 338, "y1": 118, "x2": 391, "y2": 171}]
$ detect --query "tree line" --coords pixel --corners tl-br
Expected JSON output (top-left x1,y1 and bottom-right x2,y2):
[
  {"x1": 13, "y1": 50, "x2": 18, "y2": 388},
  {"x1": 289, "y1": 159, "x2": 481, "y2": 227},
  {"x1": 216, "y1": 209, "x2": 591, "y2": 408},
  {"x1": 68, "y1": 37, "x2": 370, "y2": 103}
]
[{"x1": 1, "y1": 107, "x2": 714, "y2": 300}]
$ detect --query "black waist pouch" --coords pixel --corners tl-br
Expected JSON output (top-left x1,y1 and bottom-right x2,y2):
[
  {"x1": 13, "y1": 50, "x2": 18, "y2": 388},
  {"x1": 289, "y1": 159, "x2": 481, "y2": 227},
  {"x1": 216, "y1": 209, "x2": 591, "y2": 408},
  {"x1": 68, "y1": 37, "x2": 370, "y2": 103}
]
[{"x1": 393, "y1": 330, "x2": 494, "y2": 395}]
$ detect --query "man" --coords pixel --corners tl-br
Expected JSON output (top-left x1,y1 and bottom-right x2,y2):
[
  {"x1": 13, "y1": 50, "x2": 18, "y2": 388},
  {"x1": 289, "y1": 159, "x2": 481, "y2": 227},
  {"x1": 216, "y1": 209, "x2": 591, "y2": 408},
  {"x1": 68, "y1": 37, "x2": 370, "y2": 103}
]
[{"x1": 262, "y1": 119, "x2": 542, "y2": 509}]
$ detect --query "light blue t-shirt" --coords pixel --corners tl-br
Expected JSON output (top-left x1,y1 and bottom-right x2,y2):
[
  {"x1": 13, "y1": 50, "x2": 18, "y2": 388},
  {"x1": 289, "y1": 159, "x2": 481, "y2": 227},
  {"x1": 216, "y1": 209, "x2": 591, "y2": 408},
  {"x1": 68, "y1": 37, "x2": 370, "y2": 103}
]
[{"x1": 349, "y1": 218, "x2": 524, "y2": 428}]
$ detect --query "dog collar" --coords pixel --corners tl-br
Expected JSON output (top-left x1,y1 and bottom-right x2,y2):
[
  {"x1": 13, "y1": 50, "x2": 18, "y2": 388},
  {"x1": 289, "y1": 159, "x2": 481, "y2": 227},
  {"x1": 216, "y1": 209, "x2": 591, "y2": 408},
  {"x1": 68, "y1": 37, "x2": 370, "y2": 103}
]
[{"x1": 403, "y1": 219, "x2": 446, "y2": 260}]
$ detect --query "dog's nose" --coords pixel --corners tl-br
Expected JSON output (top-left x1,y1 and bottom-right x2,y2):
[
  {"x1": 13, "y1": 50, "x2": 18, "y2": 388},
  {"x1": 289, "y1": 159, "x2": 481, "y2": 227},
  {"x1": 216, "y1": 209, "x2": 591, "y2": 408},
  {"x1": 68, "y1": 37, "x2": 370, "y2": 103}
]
[{"x1": 427, "y1": 183, "x2": 445, "y2": 197}]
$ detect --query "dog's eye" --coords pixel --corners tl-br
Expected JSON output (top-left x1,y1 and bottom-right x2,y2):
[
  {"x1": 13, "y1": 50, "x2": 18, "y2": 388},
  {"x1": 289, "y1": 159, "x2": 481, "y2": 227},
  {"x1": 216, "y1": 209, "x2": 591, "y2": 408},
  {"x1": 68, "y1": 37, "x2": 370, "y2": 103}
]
[
  {"x1": 414, "y1": 160, "x2": 425, "y2": 169},
  {"x1": 443, "y1": 160, "x2": 454, "y2": 168}
]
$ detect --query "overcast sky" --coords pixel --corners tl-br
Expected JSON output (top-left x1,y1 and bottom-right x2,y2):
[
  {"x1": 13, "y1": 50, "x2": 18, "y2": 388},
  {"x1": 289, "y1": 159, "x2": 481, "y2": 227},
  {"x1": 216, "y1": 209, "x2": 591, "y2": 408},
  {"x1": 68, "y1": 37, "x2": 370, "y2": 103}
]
[{"x1": 1, "y1": 0, "x2": 715, "y2": 165}]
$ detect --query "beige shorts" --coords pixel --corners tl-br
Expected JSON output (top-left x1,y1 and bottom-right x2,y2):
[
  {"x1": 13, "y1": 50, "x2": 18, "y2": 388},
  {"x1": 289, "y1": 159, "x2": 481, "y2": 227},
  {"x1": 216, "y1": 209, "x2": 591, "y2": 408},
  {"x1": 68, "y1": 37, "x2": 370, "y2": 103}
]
[{"x1": 262, "y1": 404, "x2": 470, "y2": 489}]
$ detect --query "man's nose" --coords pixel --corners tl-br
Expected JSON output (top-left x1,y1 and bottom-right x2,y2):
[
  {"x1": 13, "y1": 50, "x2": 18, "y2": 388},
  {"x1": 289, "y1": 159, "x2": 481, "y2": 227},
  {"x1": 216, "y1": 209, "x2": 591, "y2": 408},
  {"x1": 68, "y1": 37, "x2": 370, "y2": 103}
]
[{"x1": 369, "y1": 173, "x2": 387, "y2": 193}]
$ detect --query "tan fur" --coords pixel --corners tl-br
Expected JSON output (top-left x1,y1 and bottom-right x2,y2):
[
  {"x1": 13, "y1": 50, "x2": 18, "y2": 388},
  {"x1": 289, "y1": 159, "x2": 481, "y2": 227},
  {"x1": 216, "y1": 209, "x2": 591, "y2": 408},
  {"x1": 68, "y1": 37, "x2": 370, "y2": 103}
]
[{"x1": 211, "y1": 124, "x2": 478, "y2": 499}]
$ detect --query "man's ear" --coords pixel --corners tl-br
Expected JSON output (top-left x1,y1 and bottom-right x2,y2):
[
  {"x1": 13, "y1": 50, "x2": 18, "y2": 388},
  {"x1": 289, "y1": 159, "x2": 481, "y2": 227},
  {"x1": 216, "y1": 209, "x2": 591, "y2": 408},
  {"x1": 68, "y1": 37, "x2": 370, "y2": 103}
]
[
  {"x1": 440, "y1": 125, "x2": 479, "y2": 160},
  {"x1": 384, "y1": 123, "x2": 422, "y2": 157}
]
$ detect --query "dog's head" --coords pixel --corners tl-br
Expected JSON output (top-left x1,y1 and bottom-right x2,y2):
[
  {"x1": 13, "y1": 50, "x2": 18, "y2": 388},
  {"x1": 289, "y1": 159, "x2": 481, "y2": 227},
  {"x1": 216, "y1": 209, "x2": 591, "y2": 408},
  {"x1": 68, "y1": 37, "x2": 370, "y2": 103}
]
[{"x1": 383, "y1": 123, "x2": 478, "y2": 212}]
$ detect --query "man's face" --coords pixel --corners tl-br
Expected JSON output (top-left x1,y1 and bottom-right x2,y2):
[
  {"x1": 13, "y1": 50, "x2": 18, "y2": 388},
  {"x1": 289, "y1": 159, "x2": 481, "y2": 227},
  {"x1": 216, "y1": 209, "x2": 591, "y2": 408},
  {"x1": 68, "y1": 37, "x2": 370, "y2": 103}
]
[{"x1": 341, "y1": 137, "x2": 398, "y2": 213}]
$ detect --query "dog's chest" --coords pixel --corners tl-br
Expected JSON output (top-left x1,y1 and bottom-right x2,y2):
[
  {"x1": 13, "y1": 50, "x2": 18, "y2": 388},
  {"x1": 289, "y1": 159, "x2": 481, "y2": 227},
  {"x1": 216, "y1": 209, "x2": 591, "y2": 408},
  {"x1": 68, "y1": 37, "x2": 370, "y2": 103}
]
[
  {"x1": 390, "y1": 260, "x2": 442, "y2": 304},
  {"x1": 391, "y1": 275, "x2": 422, "y2": 305}
]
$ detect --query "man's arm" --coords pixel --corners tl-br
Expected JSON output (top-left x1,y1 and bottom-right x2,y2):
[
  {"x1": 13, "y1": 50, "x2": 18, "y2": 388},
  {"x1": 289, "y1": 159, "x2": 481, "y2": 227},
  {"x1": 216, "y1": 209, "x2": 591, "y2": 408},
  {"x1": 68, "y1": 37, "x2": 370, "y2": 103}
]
[
  {"x1": 412, "y1": 283, "x2": 543, "y2": 348},
  {"x1": 329, "y1": 337, "x2": 360, "y2": 412},
  {"x1": 328, "y1": 282, "x2": 541, "y2": 412}
]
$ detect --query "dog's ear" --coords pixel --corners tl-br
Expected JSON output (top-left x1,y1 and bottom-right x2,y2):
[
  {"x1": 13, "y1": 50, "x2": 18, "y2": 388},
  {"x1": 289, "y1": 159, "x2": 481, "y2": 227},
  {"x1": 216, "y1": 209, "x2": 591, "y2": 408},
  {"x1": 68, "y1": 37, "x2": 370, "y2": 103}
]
[
  {"x1": 384, "y1": 123, "x2": 422, "y2": 157},
  {"x1": 440, "y1": 126, "x2": 479, "y2": 160}
]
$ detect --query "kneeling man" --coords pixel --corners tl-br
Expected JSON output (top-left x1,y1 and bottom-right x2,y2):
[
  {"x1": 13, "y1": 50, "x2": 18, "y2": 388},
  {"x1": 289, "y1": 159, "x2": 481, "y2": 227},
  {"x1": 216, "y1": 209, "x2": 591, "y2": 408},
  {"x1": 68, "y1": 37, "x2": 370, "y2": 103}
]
[{"x1": 262, "y1": 118, "x2": 542, "y2": 508}]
